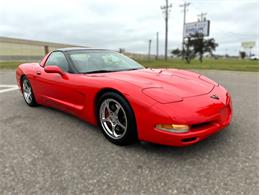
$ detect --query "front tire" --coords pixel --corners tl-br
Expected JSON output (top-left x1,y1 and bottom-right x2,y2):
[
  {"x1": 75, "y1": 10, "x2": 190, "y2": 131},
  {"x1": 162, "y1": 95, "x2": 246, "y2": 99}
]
[
  {"x1": 97, "y1": 92, "x2": 137, "y2": 146},
  {"x1": 22, "y1": 76, "x2": 37, "y2": 106}
]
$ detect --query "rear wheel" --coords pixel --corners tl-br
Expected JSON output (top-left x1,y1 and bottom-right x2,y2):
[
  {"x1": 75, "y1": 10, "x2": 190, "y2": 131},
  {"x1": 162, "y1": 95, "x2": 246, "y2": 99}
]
[
  {"x1": 22, "y1": 76, "x2": 37, "y2": 106},
  {"x1": 97, "y1": 92, "x2": 137, "y2": 145}
]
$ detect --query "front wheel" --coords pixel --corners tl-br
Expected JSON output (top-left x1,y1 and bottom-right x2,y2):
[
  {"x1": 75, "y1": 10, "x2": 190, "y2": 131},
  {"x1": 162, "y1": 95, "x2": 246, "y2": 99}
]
[
  {"x1": 22, "y1": 76, "x2": 37, "y2": 106},
  {"x1": 97, "y1": 92, "x2": 137, "y2": 146}
]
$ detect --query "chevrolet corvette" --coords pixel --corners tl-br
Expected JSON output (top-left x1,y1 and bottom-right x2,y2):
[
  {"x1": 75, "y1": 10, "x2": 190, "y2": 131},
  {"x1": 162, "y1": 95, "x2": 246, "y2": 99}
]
[{"x1": 16, "y1": 48, "x2": 232, "y2": 146}]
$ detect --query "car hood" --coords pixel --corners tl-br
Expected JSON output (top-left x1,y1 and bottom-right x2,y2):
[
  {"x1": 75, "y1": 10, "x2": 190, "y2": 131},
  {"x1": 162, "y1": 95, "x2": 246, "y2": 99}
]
[{"x1": 104, "y1": 68, "x2": 215, "y2": 103}]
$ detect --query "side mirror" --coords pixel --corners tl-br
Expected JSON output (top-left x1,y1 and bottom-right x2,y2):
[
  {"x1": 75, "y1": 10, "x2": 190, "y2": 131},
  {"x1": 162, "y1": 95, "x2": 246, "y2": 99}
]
[{"x1": 44, "y1": 66, "x2": 68, "y2": 79}]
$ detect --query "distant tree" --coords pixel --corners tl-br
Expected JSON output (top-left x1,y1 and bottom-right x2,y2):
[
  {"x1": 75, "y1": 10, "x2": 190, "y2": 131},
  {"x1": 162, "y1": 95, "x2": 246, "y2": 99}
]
[
  {"x1": 189, "y1": 33, "x2": 218, "y2": 63},
  {"x1": 179, "y1": 33, "x2": 218, "y2": 64},
  {"x1": 171, "y1": 48, "x2": 182, "y2": 57},
  {"x1": 239, "y1": 51, "x2": 246, "y2": 59},
  {"x1": 183, "y1": 37, "x2": 195, "y2": 64}
]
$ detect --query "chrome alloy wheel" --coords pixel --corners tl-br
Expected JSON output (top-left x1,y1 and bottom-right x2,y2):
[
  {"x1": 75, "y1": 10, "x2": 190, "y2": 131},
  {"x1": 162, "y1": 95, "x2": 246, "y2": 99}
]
[
  {"x1": 99, "y1": 98, "x2": 128, "y2": 139},
  {"x1": 23, "y1": 79, "x2": 32, "y2": 104}
]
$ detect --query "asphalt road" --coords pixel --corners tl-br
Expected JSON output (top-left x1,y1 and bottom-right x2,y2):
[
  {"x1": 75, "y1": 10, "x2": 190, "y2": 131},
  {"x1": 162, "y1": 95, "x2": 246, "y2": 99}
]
[{"x1": 0, "y1": 70, "x2": 258, "y2": 195}]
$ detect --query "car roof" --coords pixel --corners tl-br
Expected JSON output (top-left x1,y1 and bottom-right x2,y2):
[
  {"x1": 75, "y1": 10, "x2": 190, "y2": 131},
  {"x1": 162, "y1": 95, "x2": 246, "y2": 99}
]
[{"x1": 55, "y1": 47, "x2": 112, "y2": 52}]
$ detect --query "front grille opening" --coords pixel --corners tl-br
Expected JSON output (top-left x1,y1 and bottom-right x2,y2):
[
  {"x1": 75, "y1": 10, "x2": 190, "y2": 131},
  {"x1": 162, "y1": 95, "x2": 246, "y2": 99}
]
[
  {"x1": 191, "y1": 121, "x2": 214, "y2": 130},
  {"x1": 182, "y1": 137, "x2": 197, "y2": 143}
]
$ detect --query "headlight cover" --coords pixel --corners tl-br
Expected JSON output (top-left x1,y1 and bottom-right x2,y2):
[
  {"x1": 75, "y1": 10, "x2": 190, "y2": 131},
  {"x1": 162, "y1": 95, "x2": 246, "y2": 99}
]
[{"x1": 155, "y1": 124, "x2": 190, "y2": 133}]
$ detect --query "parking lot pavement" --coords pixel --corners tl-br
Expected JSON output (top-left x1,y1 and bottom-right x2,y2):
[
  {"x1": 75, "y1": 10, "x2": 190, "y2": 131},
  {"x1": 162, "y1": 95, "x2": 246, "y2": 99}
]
[{"x1": 0, "y1": 70, "x2": 258, "y2": 194}]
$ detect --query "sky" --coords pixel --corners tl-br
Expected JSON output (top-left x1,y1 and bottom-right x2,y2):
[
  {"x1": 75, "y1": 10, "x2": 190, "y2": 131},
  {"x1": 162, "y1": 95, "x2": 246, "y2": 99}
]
[{"x1": 0, "y1": 0, "x2": 258, "y2": 56}]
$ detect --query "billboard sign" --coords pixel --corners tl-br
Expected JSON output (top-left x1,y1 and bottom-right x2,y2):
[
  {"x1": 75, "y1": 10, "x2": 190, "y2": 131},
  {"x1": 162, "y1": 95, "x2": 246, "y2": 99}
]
[
  {"x1": 184, "y1": 20, "x2": 210, "y2": 38},
  {"x1": 241, "y1": 41, "x2": 255, "y2": 49}
]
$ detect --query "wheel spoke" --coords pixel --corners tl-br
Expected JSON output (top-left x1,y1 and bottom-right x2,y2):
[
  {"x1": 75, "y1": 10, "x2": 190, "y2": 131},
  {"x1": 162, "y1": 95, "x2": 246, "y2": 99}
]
[
  {"x1": 117, "y1": 121, "x2": 126, "y2": 130},
  {"x1": 111, "y1": 123, "x2": 119, "y2": 137},
  {"x1": 101, "y1": 117, "x2": 111, "y2": 124},
  {"x1": 23, "y1": 85, "x2": 28, "y2": 92},
  {"x1": 114, "y1": 104, "x2": 120, "y2": 116},
  {"x1": 104, "y1": 100, "x2": 112, "y2": 114}
]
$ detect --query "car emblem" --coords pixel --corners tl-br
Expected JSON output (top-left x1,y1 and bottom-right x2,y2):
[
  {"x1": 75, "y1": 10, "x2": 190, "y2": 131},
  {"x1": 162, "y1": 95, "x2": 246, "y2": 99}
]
[{"x1": 210, "y1": 94, "x2": 219, "y2": 100}]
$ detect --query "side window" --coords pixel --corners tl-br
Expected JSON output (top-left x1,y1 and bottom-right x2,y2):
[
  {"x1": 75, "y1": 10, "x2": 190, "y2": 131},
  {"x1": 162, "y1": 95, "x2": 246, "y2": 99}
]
[{"x1": 45, "y1": 52, "x2": 69, "y2": 72}]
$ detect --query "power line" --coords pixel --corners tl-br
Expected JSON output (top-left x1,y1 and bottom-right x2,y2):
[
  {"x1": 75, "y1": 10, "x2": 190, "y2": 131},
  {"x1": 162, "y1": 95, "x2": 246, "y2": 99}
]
[
  {"x1": 180, "y1": 1, "x2": 190, "y2": 59},
  {"x1": 161, "y1": 0, "x2": 172, "y2": 61}
]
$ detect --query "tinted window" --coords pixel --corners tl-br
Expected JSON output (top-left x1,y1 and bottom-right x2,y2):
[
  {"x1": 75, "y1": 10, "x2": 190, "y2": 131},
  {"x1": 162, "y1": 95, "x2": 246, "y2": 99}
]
[{"x1": 45, "y1": 52, "x2": 69, "y2": 72}]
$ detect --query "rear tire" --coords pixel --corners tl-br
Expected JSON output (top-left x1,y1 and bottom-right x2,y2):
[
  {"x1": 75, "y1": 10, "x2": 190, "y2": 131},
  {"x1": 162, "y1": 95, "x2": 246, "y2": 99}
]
[
  {"x1": 22, "y1": 76, "x2": 37, "y2": 107},
  {"x1": 97, "y1": 92, "x2": 137, "y2": 146}
]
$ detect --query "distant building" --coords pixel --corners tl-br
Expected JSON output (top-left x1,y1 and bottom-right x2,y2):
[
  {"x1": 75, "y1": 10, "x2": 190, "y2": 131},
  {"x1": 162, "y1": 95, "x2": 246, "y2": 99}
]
[{"x1": 0, "y1": 36, "x2": 84, "y2": 61}]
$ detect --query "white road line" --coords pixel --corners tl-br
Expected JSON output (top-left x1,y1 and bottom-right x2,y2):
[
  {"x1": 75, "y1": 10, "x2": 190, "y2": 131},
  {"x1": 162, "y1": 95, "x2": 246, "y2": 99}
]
[
  {"x1": 0, "y1": 84, "x2": 18, "y2": 88},
  {"x1": 0, "y1": 85, "x2": 19, "y2": 94}
]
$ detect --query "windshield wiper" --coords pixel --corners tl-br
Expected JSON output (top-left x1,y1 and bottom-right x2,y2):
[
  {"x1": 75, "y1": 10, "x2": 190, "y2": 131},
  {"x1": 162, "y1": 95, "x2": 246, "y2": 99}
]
[
  {"x1": 81, "y1": 68, "x2": 143, "y2": 74},
  {"x1": 123, "y1": 68, "x2": 143, "y2": 71},
  {"x1": 82, "y1": 70, "x2": 114, "y2": 74}
]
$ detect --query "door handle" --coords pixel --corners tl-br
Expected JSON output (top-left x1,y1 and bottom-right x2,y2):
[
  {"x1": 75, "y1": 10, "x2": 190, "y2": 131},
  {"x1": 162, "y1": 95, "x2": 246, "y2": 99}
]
[{"x1": 36, "y1": 71, "x2": 41, "y2": 75}]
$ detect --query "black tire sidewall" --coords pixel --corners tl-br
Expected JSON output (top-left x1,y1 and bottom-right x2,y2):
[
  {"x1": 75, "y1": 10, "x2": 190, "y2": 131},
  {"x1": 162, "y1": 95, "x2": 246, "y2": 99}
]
[{"x1": 97, "y1": 92, "x2": 137, "y2": 145}]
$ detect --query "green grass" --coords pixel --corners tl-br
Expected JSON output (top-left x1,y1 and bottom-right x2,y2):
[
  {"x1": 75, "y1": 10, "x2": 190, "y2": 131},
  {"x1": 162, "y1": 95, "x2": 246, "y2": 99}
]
[
  {"x1": 136, "y1": 58, "x2": 259, "y2": 72},
  {"x1": 0, "y1": 61, "x2": 26, "y2": 69},
  {"x1": 0, "y1": 58, "x2": 258, "y2": 72}
]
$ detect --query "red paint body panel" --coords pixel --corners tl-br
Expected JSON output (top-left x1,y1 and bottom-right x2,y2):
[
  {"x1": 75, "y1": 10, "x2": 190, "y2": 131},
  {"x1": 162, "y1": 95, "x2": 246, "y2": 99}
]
[{"x1": 16, "y1": 57, "x2": 232, "y2": 147}]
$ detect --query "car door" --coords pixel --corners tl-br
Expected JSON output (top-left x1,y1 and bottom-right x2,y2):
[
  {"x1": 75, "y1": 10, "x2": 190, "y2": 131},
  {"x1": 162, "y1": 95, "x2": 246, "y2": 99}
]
[{"x1": 34, "y1": 51, "x2": 86, "y2": 114}]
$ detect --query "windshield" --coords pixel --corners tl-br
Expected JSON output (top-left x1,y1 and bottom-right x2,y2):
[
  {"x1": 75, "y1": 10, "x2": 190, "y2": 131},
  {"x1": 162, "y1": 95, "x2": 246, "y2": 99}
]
[{"x1": 67, "y1": 50, "x2": 144, "y2": 73}]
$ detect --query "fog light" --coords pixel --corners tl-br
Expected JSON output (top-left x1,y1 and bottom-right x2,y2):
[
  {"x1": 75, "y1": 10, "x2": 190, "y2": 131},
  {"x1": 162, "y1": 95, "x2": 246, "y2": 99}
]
[{"x1": 155, "y1": 124, "x2": 190, "y2": 133}]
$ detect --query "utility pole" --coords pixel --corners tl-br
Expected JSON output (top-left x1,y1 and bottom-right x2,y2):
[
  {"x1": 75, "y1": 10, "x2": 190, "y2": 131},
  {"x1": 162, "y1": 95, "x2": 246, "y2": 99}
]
[
  {"x1": 197, "y1": 12, "x2": 207, "y2": 21},
  {"x1": 156, "y1": 32, "x2": 159, "y2": 60},
  {"x1": 148, "y1": 39, "x2": 152, "y2": 60},
  {"x1": 161, "y1": 0, "x2": 172, "y2": 61},
  {"x1": 180, "y1": 1, "x2": 190, "y2": 59}
]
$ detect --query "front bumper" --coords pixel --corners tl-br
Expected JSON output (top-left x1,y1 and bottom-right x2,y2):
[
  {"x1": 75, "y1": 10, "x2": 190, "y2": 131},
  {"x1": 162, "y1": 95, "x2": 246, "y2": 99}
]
[
  {"x1": 136, "y1": 85, "x2": 232, "y2": 147},
  {"x1": 152, "y1": 107, "x2": 231, "y2": 146}
]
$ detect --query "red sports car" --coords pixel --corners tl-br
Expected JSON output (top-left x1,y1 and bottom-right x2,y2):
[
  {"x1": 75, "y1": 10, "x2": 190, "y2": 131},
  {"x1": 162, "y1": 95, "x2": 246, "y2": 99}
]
[{"x1": 16, "y1": 48, "x2": 232, "y2": 146}]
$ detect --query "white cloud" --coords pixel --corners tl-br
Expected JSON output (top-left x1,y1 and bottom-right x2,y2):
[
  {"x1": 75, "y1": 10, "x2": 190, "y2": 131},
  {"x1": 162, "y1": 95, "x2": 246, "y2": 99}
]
[{"x1": 0, "y1": 0, "x2": 258, "y2": 55}]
